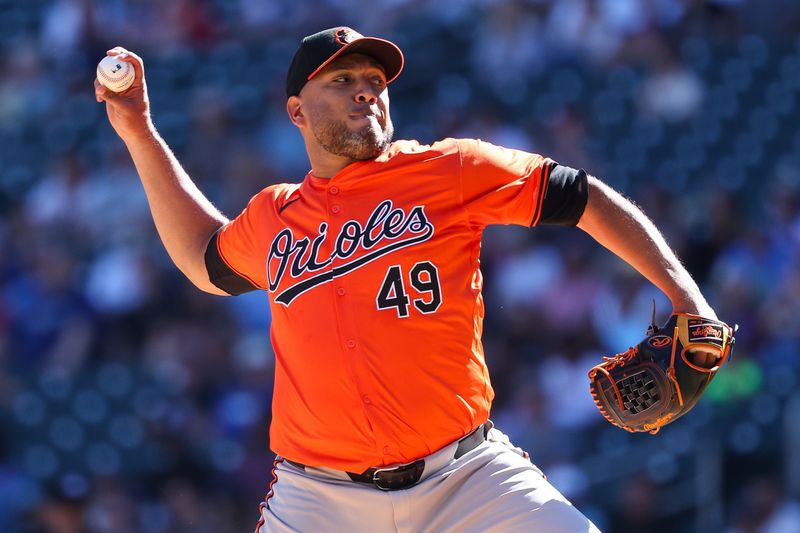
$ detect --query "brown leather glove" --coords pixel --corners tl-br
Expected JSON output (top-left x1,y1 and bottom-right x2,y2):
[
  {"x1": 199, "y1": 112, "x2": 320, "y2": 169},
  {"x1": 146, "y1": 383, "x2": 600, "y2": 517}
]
[{"x1": 588, "y1": 312, "x2": 736, "y2": 434}]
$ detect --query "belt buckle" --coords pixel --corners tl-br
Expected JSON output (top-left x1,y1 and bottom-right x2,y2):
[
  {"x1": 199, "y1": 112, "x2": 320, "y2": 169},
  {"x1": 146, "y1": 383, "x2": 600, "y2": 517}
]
[
  {"x1": 371, "y1": 459, "x2": 425, "y2": 491},
  {"x1": 372, "y1": 465, "x2": 399, "y2": 491}
]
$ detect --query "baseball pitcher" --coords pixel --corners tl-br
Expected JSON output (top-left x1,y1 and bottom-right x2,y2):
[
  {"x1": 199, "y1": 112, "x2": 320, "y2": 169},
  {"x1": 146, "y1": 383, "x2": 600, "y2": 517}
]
[{"x1": 95, "y1": 26, "x2": 733, "y2": 533}]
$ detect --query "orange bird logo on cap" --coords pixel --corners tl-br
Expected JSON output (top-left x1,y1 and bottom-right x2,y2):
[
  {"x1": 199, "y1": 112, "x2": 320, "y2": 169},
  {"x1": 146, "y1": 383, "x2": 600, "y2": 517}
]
[{"x1": 335, "y1": 28, "x2": 362, "y2": 45}]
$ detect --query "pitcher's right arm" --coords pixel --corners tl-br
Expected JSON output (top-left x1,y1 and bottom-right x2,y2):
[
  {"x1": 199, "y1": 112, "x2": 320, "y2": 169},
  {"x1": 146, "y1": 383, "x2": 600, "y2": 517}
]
[{"x1": 94, "y1": 47, "x2": 228, "y2": 295}]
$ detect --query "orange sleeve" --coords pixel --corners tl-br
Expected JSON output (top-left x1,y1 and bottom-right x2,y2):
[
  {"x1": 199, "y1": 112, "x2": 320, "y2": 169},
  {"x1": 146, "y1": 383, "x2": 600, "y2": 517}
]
[
  {"x1": 215, "y1": 186, "x2": 280, "y2": 290},
  {"x1": 457, "y1": 138, "x2": 554, "y2": 228}
]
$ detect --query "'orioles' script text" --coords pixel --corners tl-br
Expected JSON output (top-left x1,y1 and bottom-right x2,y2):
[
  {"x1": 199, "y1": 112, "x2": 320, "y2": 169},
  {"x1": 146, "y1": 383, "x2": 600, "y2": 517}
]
[{"x1": 267, "y1": 200, "x2": 434, "y2": 305}]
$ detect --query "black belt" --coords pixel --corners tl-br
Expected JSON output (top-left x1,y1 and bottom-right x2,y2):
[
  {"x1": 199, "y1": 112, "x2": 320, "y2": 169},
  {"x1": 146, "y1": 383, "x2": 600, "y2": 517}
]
[{"x1": 285, "y1": 421, "x2": 492, "y2": 491}]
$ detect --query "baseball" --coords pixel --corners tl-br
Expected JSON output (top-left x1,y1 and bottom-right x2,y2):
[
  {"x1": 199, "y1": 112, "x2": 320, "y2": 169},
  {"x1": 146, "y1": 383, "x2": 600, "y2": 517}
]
[{"x1": 96, "y1": 55, "x2": 135, "y2": 93}]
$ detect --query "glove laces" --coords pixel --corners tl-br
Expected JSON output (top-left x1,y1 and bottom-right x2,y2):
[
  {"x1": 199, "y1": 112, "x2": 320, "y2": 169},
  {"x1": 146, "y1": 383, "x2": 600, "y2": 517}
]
[{"x1": 598, "y1": 346, "x2": 638, "y2": 372}]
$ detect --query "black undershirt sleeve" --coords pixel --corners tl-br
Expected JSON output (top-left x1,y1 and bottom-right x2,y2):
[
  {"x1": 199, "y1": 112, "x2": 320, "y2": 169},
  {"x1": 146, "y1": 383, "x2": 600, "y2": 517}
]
[
  {"x1": 204, "y1": 229, "x2": 260, "y2": 295},
  {"x1": 535, "y1": 164, "x2": 589, "y2": 227}
]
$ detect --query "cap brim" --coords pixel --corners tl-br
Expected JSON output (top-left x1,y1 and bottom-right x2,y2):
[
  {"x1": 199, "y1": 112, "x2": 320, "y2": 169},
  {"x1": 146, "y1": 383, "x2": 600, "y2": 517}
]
[{"x1": 307, "y1": 37, "x2": 405, "y2": 85}]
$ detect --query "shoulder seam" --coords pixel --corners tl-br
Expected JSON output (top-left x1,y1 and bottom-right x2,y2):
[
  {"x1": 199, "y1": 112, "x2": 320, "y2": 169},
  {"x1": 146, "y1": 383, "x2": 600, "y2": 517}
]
[{"x1": 456, "y1": 139, "x2": 465, "y2": 209}]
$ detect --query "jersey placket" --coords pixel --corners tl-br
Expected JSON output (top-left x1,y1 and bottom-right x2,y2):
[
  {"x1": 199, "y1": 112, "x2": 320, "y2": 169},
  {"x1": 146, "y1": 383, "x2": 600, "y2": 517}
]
[{"x1": 324, "y1": 179, "x2": 387, "y2": 462}]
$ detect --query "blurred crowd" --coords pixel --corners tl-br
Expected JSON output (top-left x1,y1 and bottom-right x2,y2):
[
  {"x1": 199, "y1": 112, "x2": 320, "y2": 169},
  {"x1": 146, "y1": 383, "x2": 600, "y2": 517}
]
[{"x1": 1, "y1": 0, "x2": 800, "y2": 532}]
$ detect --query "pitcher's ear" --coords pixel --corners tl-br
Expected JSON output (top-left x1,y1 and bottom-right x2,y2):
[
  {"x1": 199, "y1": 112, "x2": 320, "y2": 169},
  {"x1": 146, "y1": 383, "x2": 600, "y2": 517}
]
[{"x1": 287, "y1": 96, "x2": 304, "y2": 126}]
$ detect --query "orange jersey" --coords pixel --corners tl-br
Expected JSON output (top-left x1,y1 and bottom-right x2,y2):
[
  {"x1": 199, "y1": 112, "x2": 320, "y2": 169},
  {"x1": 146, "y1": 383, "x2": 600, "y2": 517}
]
[{"x1": 210, "y1": 138, "x2": 576, "y2": 472}]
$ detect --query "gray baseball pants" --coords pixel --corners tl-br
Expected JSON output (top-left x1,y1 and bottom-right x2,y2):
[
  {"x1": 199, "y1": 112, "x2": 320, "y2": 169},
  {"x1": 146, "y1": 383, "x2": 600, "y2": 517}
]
[{"x1": 255, "y1": 426, "x2": 601, "y2": 532}]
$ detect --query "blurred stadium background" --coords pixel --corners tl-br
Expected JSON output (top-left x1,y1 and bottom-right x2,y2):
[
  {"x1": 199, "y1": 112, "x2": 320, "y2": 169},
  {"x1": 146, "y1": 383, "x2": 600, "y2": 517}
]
[{"x1": 1, "y1": 0, "x2": 799, "y2": 532}]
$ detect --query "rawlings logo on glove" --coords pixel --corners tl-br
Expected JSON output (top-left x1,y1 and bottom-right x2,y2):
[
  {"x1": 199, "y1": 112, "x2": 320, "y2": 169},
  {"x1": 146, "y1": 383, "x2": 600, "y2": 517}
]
[{"x1": 588, "y1": 309, "x2": 737, "y2": 434}]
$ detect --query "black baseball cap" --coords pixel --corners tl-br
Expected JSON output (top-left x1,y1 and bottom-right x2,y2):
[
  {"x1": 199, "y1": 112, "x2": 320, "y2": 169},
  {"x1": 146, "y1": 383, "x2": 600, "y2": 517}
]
[{"x1": 285, "y1": 27, "x2": 404, "y2": 98}]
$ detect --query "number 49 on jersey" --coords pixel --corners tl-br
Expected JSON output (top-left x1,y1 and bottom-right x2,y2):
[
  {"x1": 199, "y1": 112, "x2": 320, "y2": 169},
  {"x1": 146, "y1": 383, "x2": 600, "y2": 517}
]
[{"x1": 376, "y1": 261, "x2": 442, "y2": 318}]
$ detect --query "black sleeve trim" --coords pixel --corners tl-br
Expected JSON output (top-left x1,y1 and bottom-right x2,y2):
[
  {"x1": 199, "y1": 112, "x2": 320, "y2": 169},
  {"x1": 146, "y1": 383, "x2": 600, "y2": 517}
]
[
  {"x1": 204, "y1": 229, "x2": 260, "y2": 295},
  {"x1": 535, "y1": 164, "x2": 588, "y2": 227}
]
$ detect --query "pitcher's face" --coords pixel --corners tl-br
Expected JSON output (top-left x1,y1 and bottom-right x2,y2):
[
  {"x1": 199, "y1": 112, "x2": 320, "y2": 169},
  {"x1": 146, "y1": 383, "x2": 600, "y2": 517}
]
[{"x1": 294, "y1": 53, "x2": 394, "y2": 160}]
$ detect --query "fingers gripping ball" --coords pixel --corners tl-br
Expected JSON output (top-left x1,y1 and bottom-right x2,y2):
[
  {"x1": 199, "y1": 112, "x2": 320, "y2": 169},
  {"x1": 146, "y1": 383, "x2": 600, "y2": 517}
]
[
  {"x1": 588, "y1": 312, "x2": 736, "y2": 434},
  {"x1": 96, "y1": 55, "x2": 134, "y2": 93}
]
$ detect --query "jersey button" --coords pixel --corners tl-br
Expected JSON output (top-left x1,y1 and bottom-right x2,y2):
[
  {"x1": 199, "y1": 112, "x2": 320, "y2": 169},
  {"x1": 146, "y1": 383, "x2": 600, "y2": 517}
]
[
  {"x1": 382, "y1": 445, "x2": 391, "y2": 455},
  {"x1": 362, "y1": 395, "x2": 371, "y2": 405},
  {"x1": 331, "y1": 205, "x2": 342, "y2": 214},
  {"x1": 329, "y1": 186, "x2": 339, "y2": 195},
  {"x1": 346, "y1": 339, "x2": 357, "y2": 349},
  {"x1": 336, "y1": 287, "x2": 346, "y2": 296}
]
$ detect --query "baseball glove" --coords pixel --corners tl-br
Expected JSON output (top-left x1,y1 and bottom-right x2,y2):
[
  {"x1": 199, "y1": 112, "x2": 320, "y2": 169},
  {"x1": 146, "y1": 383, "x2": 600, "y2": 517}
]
[{"x1": 588, "y1": 310, "x2": 736, "y2": 434}]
